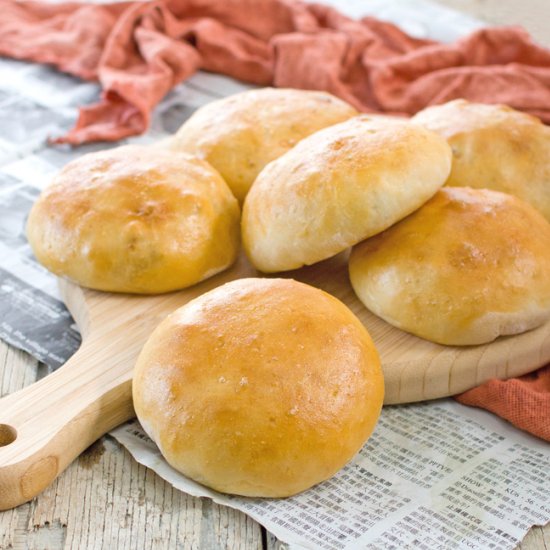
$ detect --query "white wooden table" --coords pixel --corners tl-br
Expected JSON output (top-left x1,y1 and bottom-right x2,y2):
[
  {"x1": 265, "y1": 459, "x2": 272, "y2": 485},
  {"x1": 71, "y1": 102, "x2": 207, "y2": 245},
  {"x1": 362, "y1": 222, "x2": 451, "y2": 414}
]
[{"x1": 1, "y1": 0, "x2": 549, "y2": 548}]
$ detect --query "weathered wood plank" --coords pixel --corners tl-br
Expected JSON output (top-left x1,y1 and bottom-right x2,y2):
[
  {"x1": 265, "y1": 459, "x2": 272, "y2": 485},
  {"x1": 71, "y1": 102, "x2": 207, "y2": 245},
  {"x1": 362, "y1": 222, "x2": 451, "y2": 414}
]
[
  {"x1": 0, "y1": 340, "x2": 38, "y2": 398},
  {"x1": 518, "y1": 526, "x2": 550, "y2": 550},
  {"x1": 266, "y1": 533, "x2": 289, "y2": 550},
  {"x1": 0, "y1": 342, "x2": 38, "y2": 550}
]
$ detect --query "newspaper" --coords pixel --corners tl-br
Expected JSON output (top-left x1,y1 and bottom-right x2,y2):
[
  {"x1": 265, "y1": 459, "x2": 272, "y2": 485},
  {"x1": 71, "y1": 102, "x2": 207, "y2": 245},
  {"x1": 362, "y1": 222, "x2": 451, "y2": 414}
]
[
  {"x1": 0, "y1": 1, "x2": 548, "y2": 549},
  {"x1": 111, "y1": 400, "x2": 550, "y2": 550}
]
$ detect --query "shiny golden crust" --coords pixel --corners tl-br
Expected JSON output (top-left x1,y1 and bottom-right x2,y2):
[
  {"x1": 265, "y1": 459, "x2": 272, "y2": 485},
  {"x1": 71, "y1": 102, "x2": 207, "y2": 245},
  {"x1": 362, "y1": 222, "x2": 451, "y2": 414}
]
[
  {"x1": 349, "y1": 188, "x2": 550, "y2": 346},
  {"x1": 412, "y1": 99, "x2": 550, "y2": 221},
  {"x1": 133, "y1": 278, "x2": 384, "y2": 497},
  {"x1": 242, "y1": 116, "x2": 452, "y2": 273},
  {"x1": 26, "y1": 145, "x2": 240, "y2": 294},
  {"x1": 171, "y1": 88, "x2": 358, "y2": 202}
]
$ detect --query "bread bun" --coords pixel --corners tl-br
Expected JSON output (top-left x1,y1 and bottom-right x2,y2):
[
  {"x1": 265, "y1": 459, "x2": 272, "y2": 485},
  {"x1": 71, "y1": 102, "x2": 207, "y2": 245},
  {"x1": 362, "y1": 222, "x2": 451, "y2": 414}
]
[
  {"x1": 133, "y1": 278, "x2": 384, "y2": 497},
  {"x1": 412, "y1": 99, "x2": 550, "y2": 222},
  {"x1": 349, "y1": 187, "x2": 550, "y2": 346},
  {"x1": 27, "y1": 145, "x2": 240, "y2": 294},
  {"x1": 171, "y1": 88, "x2": 357, "y2": 202},
  {"x1": 242, "y1": 116, "x2": 452, "y2": 273}
]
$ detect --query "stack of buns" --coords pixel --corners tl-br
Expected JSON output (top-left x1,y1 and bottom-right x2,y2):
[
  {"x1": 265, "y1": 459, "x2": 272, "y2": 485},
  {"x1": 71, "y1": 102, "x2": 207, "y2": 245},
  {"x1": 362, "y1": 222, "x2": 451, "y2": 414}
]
[
  {"x1": 26, "y1": 87, "x2": 550, "y2": 497},
  {"x1": 171, "y1": 88, "x2": 358, "y2": 203},
  {"x1": 235, "y1": 97, "x2": 549, "y2": 347},
  {"x1": 242, "y1": 115, "x2": 452, "y2": 272}
]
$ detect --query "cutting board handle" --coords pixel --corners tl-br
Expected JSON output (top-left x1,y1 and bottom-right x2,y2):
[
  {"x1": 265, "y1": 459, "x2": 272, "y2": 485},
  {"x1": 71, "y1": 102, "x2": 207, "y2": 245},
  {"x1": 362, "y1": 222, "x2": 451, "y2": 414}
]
[
  {"x1": 0, "y1": 283, "x2": 138, "y2": 511},
  {"x1": 0, "y1": 337, "x2": 135, "y2": 510}
]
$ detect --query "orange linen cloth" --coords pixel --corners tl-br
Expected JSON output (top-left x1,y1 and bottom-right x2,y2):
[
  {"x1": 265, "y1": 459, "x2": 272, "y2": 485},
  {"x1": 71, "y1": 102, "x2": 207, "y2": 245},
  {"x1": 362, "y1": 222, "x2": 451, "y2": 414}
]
[
  {"x1": 456, "y1": 366, "x2": 550, "y2": 442},
  {"x1": 1, "y1": 0, "x2": 550, "y2": 144},
  {"x1": 0, "y1": 0, "x2": 549, "y2": 441}
]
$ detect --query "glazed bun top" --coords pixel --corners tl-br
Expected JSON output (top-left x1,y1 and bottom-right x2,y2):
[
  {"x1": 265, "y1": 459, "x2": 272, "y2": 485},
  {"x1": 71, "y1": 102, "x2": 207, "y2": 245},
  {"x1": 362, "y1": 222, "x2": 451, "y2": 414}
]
[
  {"x1": 172, "y1": 87, "x2": 358, "y2": 202},
  {"x1": 242, "y1": 115, "x2": 452, "y2": 272},
  {"x1": 133, "y1": 277, "x2": 384, "y2": 497},
  {"x1": 27, "y1": 145, "x2": 240, "y2": 294},
  {"x1": 349, "y1": 187, "x2": 550, "y2": 346},
  {"x1": 412, "y1": 99, "x2": 550, "y2": 222}
]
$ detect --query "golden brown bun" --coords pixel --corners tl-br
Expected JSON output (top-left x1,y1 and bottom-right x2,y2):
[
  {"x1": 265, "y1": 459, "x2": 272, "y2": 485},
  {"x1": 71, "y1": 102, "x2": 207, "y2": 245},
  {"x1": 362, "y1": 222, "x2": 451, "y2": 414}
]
[
  {"x1": 349, "y1": 187, "x2": 550, "y2": 346},
  {"x1": 242, "y1": 116, "x2": 452, "y2": 273},
  {"x1": 171, "y1": 88, "x2": 358, "y2": 202},
  {"x1": 133, "y1": 278, "x2": 384, "y2": 497},
  {"x1": 412, "y1": 99, "x2": 550, "y2": 222},
  {"x1": 27, "y1": 145, "x2": 240, "y2": 294}
]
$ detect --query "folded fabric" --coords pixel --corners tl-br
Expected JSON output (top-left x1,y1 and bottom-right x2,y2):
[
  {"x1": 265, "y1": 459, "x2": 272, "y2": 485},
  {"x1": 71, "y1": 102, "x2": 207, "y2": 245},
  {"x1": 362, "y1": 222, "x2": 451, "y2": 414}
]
[
  {"x1": 0, "y1": 0, "x2": 549, "y2": 441},
  {"x1": 456, "y1": 366, "x2": 550, "y2": 442},
  {"x1": 1, "y1": 0, "x2": 550, "y2": 144}
]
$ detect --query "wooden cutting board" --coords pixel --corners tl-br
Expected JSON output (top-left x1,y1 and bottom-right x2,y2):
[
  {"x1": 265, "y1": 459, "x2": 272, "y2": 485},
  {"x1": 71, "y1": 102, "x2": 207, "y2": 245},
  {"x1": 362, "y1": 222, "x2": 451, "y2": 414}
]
[{"x1": 1, "y1": 250, "x2": 549, "y2": 510}]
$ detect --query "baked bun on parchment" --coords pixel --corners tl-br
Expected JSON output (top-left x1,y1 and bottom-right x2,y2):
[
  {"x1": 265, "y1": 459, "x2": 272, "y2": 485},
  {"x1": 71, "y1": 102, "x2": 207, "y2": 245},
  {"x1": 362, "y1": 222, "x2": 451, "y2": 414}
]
[
  {"x1": 242, "y1": 116, "x2": 452, "y2": 273},
  {"x1": 349, "y1": 187, "x2": 550, "y2": 346},
  {"x1": 132, "y1": 278, "x2": 384, "y2": 497},
  {"x1": 171, "y1": 88, "x2": 358, "y2": 202},
  {"x1": 26, "y1": 145, "x2": 240, "y2": 294},
  {"x1": 412, "y1": 99, "x2": 550, "y2": 222}
]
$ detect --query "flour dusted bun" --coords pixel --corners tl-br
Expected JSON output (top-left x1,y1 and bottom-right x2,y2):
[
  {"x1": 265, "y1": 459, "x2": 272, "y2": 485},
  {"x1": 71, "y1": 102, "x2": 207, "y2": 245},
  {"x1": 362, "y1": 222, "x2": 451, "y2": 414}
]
[
  {"x1": 412, "y1": 99, "x2": 550, "y2": 221},
  {"x1": 242, "y1": 116, "x2": 452, "y2": 272},
  {"x1": 172, "y1": 88, "x2": 358, "y2": 201},
  {"x1": 349, "y1": 187, "x2": 550, "y2": 346},
  {"x1": 27, "y1": 145, "x2": 240, "y2": 294},
  {"x1": 133, "y1": 278, "x2": 384, "y2": 497}
]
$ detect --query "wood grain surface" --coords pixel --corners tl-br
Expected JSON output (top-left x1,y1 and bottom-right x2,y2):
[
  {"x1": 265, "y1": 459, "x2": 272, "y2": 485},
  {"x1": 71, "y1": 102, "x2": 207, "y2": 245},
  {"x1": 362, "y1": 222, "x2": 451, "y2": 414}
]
[{"x1": 0, "y1": 0, "x2": 549, "y2": 547}]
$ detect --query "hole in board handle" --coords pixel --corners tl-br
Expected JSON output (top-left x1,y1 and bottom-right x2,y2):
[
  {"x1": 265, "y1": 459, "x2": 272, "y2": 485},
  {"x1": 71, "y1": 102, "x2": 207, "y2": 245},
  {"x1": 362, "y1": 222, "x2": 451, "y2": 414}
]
[{"x1": 0, "y1": 424, "x2": 17, "y2": 447}]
